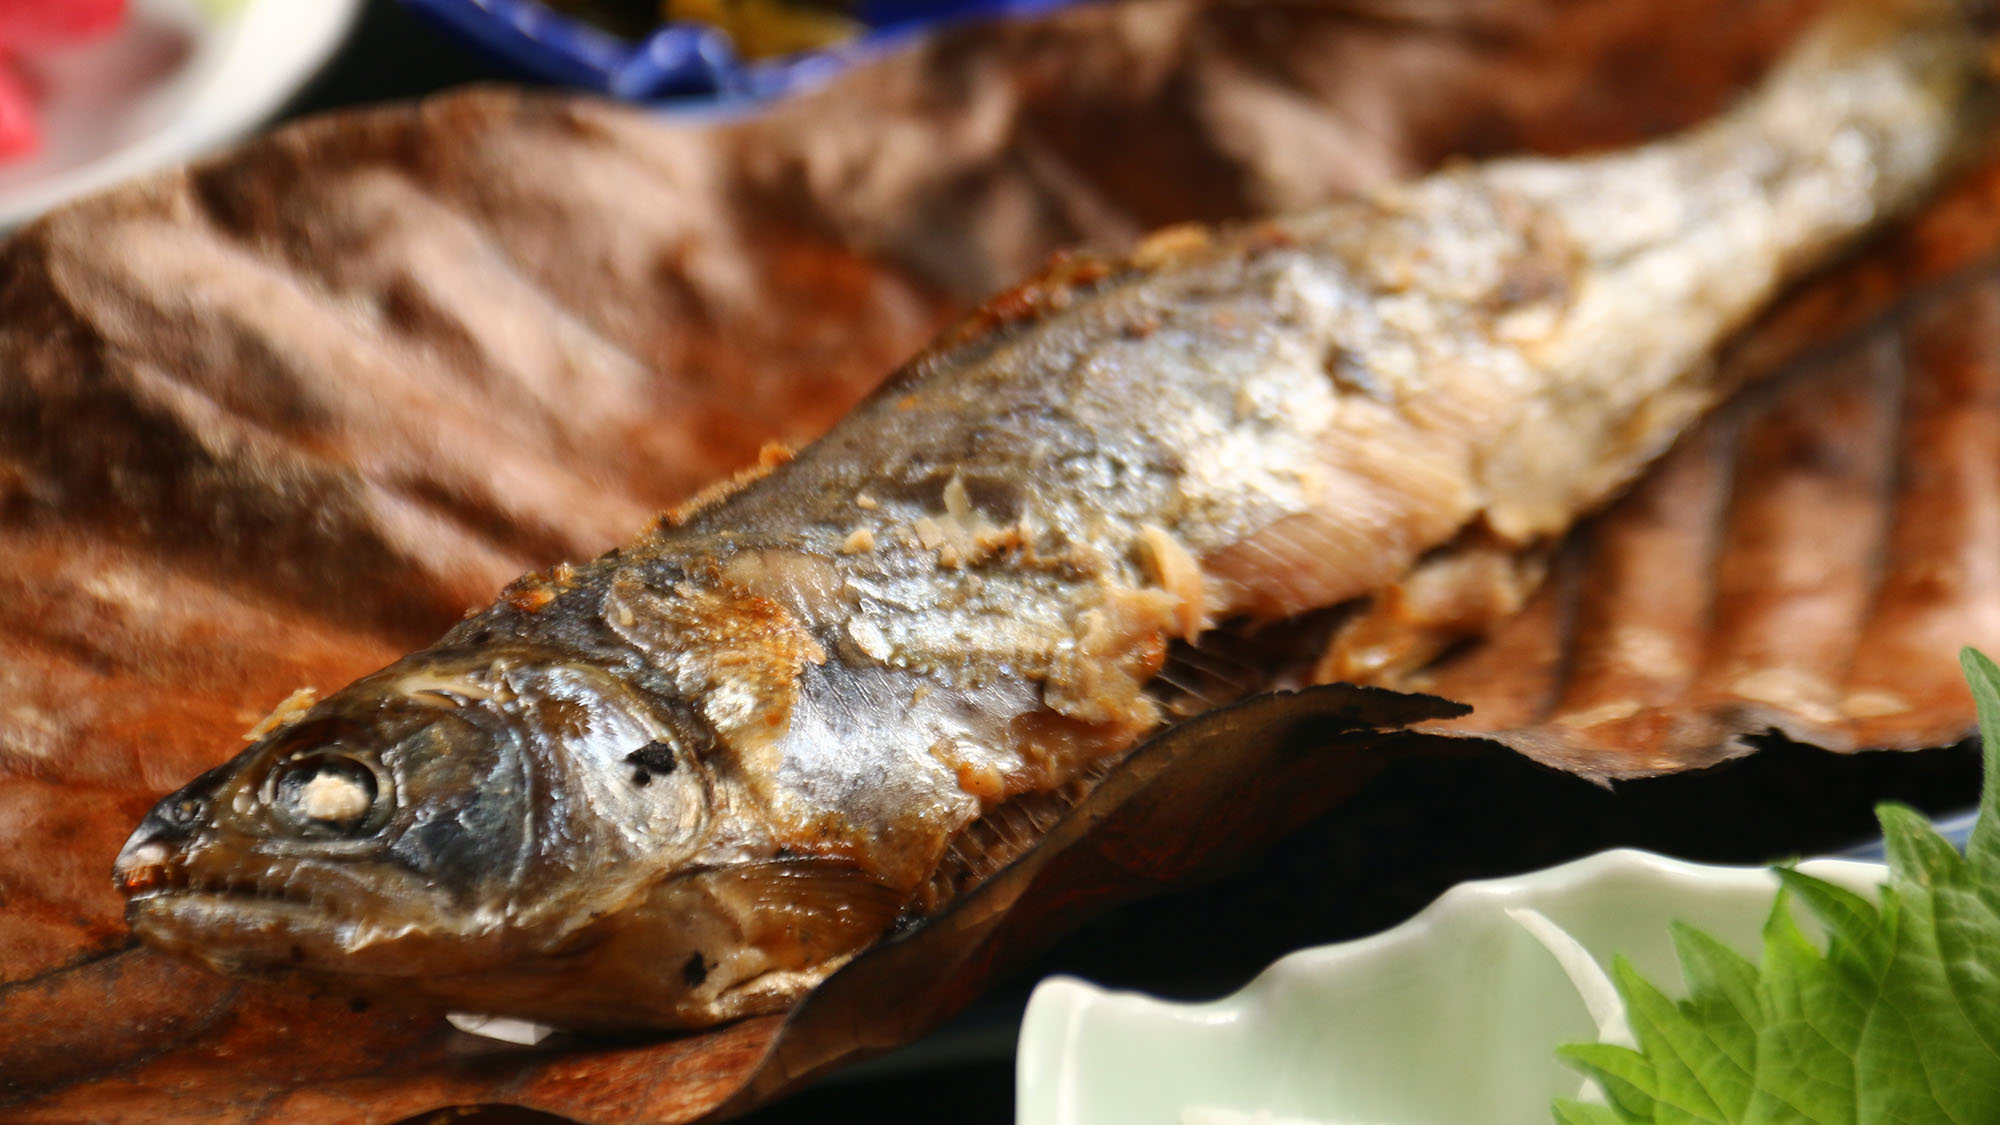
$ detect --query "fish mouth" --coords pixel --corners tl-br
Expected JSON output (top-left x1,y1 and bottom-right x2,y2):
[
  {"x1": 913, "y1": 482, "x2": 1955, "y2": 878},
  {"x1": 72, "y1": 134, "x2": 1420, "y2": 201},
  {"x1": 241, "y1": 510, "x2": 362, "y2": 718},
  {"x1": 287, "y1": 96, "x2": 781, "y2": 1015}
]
[
  {"x1": 116, "y1": 846, "x2": 441, "y2": 985},
  {"x1": 116, "y1": 845, "x2": 319, "y2": 911},
  {"x1": 115, "y1": 843, "x2": 393, "y2": 970},
  {"x1": 117, "y1": 853, "x2": 339, "y2": 980},
  {"x1": 116, "y1": 840, "x2": 538, "y2": 986}
]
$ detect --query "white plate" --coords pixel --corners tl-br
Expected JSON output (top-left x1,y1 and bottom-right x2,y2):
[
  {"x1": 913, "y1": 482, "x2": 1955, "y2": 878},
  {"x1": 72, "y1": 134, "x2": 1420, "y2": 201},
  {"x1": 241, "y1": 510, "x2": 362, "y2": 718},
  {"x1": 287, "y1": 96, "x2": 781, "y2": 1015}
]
[
  {"x1": 1016, "y1": 849, "x2": 1887, "y2": 1125},
  {"x1": 0, "y1": 0, "x2": 362, "y2": 229}
]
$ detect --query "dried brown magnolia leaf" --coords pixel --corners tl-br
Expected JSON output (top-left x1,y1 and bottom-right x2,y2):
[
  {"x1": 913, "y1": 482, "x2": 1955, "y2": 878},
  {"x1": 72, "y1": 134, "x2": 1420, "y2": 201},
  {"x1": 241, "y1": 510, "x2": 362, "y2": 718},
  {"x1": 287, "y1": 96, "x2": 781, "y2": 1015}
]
[{"x1": 6, "y1": 0, "x2": 1991, "y2": 1121}]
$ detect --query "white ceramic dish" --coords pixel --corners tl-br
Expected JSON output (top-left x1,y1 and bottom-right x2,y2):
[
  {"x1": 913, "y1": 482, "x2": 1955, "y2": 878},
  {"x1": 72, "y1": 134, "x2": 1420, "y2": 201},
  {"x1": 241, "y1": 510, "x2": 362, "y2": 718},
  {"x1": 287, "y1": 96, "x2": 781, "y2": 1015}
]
[
  {"x1": 1016, "y1": 849, "x2": 1887, "y2": 1125},
  {"x1": 0, "y1": 0, "x2": 362, "y2": 229}
]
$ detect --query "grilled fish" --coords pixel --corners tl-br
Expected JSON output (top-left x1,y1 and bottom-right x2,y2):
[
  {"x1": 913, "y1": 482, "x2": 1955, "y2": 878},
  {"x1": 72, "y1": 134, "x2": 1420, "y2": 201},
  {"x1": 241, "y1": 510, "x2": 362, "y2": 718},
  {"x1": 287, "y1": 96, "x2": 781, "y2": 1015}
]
[{"x1": 115, "y1": 0, "x2": 1998, "y2": 1031}]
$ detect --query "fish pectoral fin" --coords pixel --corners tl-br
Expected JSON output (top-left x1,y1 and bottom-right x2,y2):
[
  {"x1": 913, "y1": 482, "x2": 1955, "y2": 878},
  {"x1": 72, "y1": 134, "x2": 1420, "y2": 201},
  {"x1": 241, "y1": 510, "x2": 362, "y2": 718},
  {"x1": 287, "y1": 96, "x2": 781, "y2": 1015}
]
[{"x1": 709, "y1": 858, "x2": 907, "y2": 964}]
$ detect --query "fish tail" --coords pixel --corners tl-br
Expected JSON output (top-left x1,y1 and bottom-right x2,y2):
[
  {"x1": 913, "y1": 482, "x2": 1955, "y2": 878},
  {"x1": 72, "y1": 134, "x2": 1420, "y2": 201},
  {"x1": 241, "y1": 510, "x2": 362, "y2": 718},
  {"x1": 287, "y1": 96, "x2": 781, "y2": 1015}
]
[
  {"x1": 1420, "y1": 0, "x2": 2000, "y2": 543},
  {"x1": 1768, "y1": 0, "x2": 2000, "y2": 121},
  {"x1": 1673, "y1": 0, "x2": 2000, "y2": 278}
]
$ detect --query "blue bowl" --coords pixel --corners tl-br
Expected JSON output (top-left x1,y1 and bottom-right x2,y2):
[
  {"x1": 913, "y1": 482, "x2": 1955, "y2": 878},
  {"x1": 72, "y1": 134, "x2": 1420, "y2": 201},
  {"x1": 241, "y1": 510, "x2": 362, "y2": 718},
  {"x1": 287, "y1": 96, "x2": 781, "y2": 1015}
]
[{"x1": 401, "y1": 0, "x2": 1078, "y2": 104}]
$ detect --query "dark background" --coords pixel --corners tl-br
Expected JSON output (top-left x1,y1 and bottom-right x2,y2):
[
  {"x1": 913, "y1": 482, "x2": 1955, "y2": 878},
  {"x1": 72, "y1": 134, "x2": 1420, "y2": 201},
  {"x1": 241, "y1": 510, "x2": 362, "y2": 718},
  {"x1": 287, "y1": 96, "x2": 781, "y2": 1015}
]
[
  {"x1": 278, "y1": 6, "x2": 1988, "y2": 1122},
  {"x1": 282, "y1": 1, "x2": 518, "y2": 122}
]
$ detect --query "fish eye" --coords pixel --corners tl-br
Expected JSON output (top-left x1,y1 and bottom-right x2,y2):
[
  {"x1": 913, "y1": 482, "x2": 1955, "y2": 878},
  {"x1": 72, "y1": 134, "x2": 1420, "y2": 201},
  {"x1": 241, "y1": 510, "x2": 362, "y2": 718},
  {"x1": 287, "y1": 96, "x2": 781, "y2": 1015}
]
[
  {"x1": 164, "y1": 794, "x2": 208, "y2": 829},
  {"x1": 266, "y1": 752, "x2": 389, "y2": 838}
]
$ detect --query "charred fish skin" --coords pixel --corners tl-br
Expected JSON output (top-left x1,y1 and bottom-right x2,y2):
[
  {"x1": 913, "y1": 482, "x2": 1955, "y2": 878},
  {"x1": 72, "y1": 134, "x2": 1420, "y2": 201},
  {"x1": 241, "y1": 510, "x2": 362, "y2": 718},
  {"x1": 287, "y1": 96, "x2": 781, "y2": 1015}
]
[{"x1": 115, "y1": 0, "x2": 1997, "y2": 1031}]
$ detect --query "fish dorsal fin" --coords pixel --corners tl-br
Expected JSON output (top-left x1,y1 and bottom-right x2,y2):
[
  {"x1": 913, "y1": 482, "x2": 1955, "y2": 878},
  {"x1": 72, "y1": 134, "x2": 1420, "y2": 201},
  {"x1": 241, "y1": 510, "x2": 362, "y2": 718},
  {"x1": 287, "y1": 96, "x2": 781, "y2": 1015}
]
[
  {"x1": 1147, "y1": 609, "x2": 1347, "y2": 718},
  {"x1": 914, "y1": 763, "x2": 1117, "y2": 915}
]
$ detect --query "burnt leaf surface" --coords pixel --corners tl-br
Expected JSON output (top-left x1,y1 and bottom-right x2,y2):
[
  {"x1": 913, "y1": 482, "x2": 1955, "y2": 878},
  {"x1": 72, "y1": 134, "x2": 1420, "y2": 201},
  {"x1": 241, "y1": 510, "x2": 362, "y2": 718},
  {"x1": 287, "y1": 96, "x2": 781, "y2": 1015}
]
[{"x1": 7, "y1": 0, "x2": 1998, "y2": 1120}]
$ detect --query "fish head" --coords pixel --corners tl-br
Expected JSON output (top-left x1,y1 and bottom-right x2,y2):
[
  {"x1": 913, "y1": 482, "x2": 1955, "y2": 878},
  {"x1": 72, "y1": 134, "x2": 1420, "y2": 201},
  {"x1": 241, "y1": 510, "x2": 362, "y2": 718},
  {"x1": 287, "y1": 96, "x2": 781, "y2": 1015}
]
[{"x1": 111, "y1": 645, "x2": 729, "y2": 1023}]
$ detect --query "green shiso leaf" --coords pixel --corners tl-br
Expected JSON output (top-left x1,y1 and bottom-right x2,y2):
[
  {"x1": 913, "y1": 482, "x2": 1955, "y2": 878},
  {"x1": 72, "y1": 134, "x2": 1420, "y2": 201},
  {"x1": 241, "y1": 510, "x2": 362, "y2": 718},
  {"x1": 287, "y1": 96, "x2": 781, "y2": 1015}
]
[
  {"x1": 1553, "y1": 1100, "x2": 1635, "y2": 1125},
  {"x1": 1552, "y1": 647, "x2": 2000, "y2": 1124},
  {"x1": 1555, "y1": 1042, "x2": 1659, "y2": 1118},
  {"x1": 1963, "y1": 648, "x2": 2000, "y2": 871}
]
